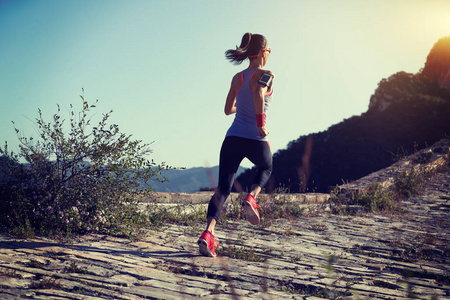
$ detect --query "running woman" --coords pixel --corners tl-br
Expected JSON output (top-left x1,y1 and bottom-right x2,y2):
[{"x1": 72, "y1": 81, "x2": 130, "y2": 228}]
[{"x1": 198, "y1": 33, "x2": 274, "y2": 257}]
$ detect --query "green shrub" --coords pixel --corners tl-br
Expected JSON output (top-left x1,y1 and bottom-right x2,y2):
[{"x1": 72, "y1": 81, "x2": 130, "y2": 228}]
[
  {"x1": 216, "y1": 243, "x2": 266, "y2": 262},
  {"x1": 258, "y1": 194, "x2": 306, "y2": 226},
  {"x1": 394, "y1": 168, "x2": 426, "y2": 198},
  {"x1": 352, "y1": 183, "x2": 398, "y2": 212},
  {"x1": 328, "y1": 183, "x2": 400, "y2": 214},
  {"x1": 0, "y1": 92, "x2": 169, "y2": 238},
  {"x1": 145, "y1": 203, "x2": 207, "y2": 229}
]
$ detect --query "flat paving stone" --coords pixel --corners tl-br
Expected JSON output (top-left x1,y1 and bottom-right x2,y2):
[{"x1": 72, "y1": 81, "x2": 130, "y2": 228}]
[{"x1": 1, "y1": 143, "x2": 449, "y2": 299}]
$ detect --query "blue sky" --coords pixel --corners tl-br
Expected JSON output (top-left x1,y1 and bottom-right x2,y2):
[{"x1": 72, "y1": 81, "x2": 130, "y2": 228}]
[{"x1": 1, "y1": 0, "x2": 449, "y2": 169}]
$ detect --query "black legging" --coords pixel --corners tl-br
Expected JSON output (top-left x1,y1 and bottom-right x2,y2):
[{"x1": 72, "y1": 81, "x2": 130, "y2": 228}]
[{"x1": 207, "y1": 135, "x2": 273, "y2": 220}]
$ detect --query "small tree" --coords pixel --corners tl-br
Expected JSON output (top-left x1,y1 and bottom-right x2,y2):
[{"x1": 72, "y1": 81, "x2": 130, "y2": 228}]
[{"x1": 0, "y1": 91, "x2": 169, "y2": 238}]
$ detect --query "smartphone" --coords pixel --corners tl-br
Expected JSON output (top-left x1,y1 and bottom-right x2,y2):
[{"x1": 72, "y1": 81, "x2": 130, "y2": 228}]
[{"x1": 258, "y1": 73, "x2": 274, "y2": 87}]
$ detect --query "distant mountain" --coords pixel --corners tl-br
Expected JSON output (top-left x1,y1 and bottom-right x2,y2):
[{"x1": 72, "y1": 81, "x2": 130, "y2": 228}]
[
  {"x1": 0, "y1": 155, "x2": 246, "y2": 194},
  {"x1": 149, "y1": 166, "x2": 247, "y2": 193},
  {"x1": 237, "y1": 35, "x2": 450, "y2": 193}
]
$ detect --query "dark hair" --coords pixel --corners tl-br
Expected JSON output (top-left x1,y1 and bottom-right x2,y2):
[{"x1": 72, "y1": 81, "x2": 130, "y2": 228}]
[{"x1": 225, "y1": 33, "x2": 267, "y2": 65}]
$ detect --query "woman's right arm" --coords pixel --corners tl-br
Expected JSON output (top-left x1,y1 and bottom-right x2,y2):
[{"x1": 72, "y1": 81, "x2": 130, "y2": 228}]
[{"x1": 224, "y1": 73, "x2": 242, "y2": 115}]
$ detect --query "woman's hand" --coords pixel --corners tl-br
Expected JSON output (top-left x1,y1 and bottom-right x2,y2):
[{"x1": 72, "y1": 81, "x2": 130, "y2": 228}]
[{"x1": 258, "y1": 126, "x2": 269, "y2": 138}]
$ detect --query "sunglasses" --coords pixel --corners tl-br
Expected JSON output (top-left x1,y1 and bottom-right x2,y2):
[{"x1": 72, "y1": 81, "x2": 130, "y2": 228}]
[{"x1": 249, "y1": 48, "x2": 271, "y2": 58}]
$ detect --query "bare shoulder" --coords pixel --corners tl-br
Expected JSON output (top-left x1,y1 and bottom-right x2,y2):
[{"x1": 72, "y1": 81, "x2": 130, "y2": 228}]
[
  {"x1": 254, "y1": 69, "x2": 275, "y2": 78},
  {"x1": 232, "y1": 72, "x2": 243, "y2": 81},
  {"x1": 231, "y1": 72, "x2": 243, "y2": 89},
  {"x1": 261, "y1": 69, "x2": 274, "y2": 75}
]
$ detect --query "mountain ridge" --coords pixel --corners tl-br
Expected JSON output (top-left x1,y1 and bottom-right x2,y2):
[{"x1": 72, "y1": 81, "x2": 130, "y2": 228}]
[{"x1": 149, "y1": 165, "x2": 247, "y2": 193}]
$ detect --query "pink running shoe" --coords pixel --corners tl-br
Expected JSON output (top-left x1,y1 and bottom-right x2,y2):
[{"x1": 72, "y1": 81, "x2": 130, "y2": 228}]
[
  {"x1": 198, "y1": 230, "x2": 219, "y2": 257},
  {"x1": 242, "y1": 194, "x2": 261, "y2": 225}
]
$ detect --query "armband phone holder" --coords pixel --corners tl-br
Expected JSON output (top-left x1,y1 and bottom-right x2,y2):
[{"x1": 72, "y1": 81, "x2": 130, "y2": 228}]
[{"x1": 258, "y1": 73, "x2": 274, "y2": 87}]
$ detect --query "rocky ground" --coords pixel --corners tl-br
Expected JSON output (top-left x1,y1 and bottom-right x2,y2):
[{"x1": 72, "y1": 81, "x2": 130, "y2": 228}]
[{"x1": 0, "y1": 141, "x2": 449, "y2": 299}]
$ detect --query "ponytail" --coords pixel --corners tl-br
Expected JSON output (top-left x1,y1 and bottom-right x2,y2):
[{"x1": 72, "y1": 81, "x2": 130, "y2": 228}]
[{"x1": 225, "y1": 33, "x2": 267, "y2": 65}]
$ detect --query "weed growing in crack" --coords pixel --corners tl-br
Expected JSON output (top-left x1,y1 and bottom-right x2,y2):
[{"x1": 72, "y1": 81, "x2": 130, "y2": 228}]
[
  {"x1": 354, "y1": 183, "x2": 399, "y2": 212},
  {"x1": 216, "y1": 241, "x2": 266, "y2": 262},
  {"x1": 64, "y1": 261, "x2": 94, "y2": 275},
  {"x1": 309, "y1": 222, "x2": 328, "y2": 231},
  {"x1": 394, "y1": 167, "x2": 430, "y2": 198},
  {"x1": 145, "y1": 203, "x2": 207, "y2": 230},
  {"x1": 288, "y1": 255, "x2": 303, "y2": 263},
  {"x1": 0, "y1": 267, "x2": 23, "y2": 279},
  {"x1": 259, "y1": 194, "x2": 307, "y2": 223},
  {"x1": 25, "y1": 260, "x2": 46, "y2": 269},
  {"x1": 328, "y1": 183, "x2": 401, "y2": 215},
  {"x1": 30, "y1": 276, "x2": 62, "y2": 289}
]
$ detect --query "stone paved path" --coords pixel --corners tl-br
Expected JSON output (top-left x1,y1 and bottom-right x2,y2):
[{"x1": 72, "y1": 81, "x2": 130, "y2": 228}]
[{"x1": 0, "y1": 144, "x2": 449, "y2": 299}]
